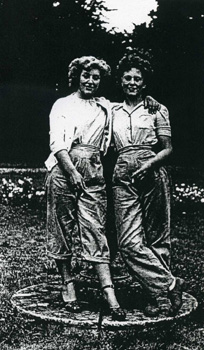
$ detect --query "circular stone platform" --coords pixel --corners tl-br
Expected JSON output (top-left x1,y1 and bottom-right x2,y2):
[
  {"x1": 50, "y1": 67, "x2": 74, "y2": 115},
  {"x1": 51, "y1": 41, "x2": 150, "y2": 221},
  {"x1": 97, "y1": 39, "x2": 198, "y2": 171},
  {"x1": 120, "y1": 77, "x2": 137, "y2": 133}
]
[{"x1": 10, "y1": 282, "x2": 198, "y2": 329}]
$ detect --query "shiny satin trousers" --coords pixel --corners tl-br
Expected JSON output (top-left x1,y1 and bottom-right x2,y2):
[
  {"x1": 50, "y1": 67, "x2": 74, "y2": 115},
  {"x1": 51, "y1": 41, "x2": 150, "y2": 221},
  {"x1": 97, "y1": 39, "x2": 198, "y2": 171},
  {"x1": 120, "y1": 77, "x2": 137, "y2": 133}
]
[
  {"x1": 113, "y1": 146, "x2": 174, "y2": 296},
  {"x1": 46, "y1": 145, "x2": 110, "y2": 263}
]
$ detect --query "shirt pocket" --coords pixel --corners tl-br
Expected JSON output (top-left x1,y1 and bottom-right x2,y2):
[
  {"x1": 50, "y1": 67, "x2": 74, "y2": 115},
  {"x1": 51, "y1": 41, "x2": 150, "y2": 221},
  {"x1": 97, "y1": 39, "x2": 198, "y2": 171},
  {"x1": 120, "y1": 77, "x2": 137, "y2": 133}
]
[
  {"x1": 136, "y1": 114, "x2": 155, "y2": 130},
  {"x1": 134, "y1": 115, "x2": 156, "y2": 144}
]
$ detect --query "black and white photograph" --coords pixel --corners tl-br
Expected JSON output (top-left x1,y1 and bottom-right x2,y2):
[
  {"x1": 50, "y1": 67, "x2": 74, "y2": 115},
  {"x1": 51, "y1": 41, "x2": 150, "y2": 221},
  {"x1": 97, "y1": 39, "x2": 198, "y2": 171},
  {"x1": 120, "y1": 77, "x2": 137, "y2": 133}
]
[{"x1": 0, "y1": 0, "x2": 203, "y2": 349}]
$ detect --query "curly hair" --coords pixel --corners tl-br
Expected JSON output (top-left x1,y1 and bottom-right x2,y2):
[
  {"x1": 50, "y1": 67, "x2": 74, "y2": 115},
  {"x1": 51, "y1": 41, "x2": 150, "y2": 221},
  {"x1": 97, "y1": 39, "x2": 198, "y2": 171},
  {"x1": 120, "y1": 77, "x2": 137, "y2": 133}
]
[
  {"x1": 68, "y1": 56, "x2": 111, "y2": 87},
  {"x1": 116, "y1": 49, "x2": 153, "y2": 84}
]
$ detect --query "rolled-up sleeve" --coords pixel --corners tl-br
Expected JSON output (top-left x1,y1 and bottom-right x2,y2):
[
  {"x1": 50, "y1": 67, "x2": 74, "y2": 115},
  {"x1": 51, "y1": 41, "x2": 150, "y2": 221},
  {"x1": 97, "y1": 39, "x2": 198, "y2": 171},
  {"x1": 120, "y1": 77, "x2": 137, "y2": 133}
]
[
  {"x1": 155, "y1": 104, "x2": 171, "y2": 137},
  {"x1": 49, "y1": 99, "x2": 72, "y2": 154}
]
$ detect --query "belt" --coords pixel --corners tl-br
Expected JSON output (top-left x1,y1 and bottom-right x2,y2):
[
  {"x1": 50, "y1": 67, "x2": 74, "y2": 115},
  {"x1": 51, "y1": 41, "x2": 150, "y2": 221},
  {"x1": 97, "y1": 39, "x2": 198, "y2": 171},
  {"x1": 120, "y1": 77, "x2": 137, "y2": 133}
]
[
  {"x1": 71, "y1": 143, "x2": 100, "y2": 152},
  {"x1": 118, "y1": 145, "x2": 152, "y2": 155}
]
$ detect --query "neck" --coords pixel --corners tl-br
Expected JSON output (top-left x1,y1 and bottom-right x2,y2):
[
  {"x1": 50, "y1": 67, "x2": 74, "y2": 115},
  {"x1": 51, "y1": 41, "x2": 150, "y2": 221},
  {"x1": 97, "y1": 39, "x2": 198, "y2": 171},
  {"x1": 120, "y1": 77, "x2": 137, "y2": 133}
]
[
  {"x1": 125, "y1": 95, "x2": 143, "y2": 110},
  {"x1": 75, "y1": 90, "x2": 93, "y2": 100}
]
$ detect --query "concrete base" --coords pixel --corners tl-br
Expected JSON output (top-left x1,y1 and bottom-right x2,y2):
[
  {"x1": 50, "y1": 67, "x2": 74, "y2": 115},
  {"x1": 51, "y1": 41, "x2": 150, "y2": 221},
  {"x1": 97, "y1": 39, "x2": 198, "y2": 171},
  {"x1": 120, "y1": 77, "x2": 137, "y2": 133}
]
[{"x1": 11, "y1": 281, "x2": 198, "y2": 330}]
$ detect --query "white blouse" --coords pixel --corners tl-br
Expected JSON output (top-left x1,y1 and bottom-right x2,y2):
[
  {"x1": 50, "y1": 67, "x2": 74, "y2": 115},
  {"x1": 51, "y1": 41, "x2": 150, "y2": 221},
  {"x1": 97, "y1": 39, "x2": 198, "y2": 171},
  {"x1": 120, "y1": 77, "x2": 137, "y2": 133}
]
[{"x1": 45, "y1": 93, "x2": 112, "y2": 171}]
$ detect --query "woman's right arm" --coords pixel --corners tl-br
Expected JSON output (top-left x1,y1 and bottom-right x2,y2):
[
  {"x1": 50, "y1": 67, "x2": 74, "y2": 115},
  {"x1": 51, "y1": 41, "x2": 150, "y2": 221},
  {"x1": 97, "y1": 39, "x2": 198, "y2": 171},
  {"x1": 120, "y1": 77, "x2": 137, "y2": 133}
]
[
  {"x1": 49, "y1": 99, "x2": 85, "y2": 191},
  {"x1": 55, "y1": 150, "x2": 85, "y2": 191}
]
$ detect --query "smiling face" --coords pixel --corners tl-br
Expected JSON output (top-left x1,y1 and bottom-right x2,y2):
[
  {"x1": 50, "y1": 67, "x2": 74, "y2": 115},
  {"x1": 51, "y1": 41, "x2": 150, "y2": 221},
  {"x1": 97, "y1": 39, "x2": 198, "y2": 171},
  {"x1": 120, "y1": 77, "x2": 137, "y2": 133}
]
[
  {"x1": 78, "y1": 68, "x2": 101, "y2": 98},
  {"x1": 121, "y1": 68, "x2": 146, "y2": 99}
]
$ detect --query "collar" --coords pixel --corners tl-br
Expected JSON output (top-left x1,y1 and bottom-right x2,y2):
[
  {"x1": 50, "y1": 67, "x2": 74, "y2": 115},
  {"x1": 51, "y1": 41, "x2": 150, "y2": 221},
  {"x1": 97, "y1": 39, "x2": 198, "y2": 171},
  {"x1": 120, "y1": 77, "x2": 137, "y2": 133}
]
[
  {"x1": 95, "y1": 97, "x2": 111, "y2": 113},
  {"x1": 112, "y1": 100, "x2": 144, "y2": 113},
  {"x1": 122, "y1": 100, "x2": 144, "y2": 115}
]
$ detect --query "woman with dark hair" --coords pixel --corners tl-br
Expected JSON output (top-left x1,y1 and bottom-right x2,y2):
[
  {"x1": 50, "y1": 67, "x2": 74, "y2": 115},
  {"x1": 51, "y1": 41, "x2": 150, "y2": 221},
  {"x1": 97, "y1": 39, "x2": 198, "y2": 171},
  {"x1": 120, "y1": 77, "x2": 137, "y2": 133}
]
[
  {"x1": 45, "y1": 56, "x2": 126, "y2": 320},
  {"x1": 112, "y1": 51, "x2": 185, "y2": 317}
]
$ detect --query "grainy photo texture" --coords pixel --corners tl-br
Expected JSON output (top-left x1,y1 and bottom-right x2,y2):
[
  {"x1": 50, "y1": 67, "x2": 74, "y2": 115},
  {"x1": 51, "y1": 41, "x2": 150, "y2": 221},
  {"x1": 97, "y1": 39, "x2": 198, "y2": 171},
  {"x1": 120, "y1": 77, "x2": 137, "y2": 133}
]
[{"x1": 0, "y1": 1, "x2": 203, "y2": 349}]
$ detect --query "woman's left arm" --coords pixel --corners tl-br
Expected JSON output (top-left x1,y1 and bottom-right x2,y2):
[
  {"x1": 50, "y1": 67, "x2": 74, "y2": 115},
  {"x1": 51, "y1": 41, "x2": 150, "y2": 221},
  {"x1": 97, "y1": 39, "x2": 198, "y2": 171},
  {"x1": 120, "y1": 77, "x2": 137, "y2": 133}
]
[
  {"x1": 144, "y1": 96, "x2": 161, "y2": 114},
  {"x1": 132, "y1": 136, "x2": 173, "y2": 181}
]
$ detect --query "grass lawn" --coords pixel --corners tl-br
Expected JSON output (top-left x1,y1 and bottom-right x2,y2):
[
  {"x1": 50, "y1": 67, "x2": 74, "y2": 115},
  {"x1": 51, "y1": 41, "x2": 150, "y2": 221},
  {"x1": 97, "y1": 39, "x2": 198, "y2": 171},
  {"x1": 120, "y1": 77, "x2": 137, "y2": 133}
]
[{"x1": 0, "y1": 168, "x2": 204, "y2": 350}]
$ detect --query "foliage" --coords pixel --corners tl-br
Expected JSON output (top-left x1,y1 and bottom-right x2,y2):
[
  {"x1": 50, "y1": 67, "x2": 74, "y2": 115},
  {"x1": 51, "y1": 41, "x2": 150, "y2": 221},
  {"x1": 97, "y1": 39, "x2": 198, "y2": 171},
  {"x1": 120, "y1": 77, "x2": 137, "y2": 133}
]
[
  {"x1": 0, "y1": 0, "x2": 114, "y2": 86},
  {"x1": 0, "y1": 0, "x2": 204, "y2": 166},
  {"x1": 173, "y1": 182, "x2": 204, "y2": 208},
  {"x1": 1, "y1": 173, "x2": 204, "y2": 213},
  {"x1": 0, "y1": 0, "x2": 123, "y2": 164},
  {"x1": 148, "y1": 0, "x2": 204, "y2": 167},
  {"x1": 0, "y1": 177, "x2": 45, "y2": 208}
]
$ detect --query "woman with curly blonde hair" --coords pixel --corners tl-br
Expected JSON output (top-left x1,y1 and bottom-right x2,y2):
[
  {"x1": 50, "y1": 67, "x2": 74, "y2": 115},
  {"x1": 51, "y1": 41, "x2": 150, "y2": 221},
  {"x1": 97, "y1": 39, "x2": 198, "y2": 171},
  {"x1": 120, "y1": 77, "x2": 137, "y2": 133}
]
[{"x1": 45, "y1": 56, "x2": 126, "y2": 320}]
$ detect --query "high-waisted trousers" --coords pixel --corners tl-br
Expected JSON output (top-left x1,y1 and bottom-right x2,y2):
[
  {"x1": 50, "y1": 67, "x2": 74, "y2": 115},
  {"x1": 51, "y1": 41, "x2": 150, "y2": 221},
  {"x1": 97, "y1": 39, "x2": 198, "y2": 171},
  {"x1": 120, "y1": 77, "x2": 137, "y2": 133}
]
[
  {"x1": 113, "y1": 146, "x2": 174, "y2": 296},
  {"x1": 46, "y1": 144, "x2": 110, "y2": 263}
]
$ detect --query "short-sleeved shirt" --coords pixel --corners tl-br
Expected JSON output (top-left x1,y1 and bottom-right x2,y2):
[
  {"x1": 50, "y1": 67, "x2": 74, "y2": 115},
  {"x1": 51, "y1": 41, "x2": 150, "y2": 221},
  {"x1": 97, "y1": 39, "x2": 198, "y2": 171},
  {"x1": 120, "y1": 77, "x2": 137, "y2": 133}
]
[
  {"x1": 45, "y1": 93, "x2": 112, "y2": 171},
  {"x1": 112, "y1": 101, "x2": 171, "y2": 150}
]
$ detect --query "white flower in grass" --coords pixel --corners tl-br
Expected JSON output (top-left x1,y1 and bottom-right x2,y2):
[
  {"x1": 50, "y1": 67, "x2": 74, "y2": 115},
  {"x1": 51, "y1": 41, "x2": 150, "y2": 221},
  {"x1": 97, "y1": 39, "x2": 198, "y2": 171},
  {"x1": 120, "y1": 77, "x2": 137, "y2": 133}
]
[
  {"x1": 2, "y1": 178, "x2": 7, "y2": 185},
  {"x1": 18, "y1": 179, "x2": 24, "y2": 185},
  {"x1": 28, "y1": 194, "x2": 33, "y2": 199},
  {"x1": 36, "y1": 191, "x2": 41, "y2": 196},
  {"x1": 8, "y1": 193, "x2": 13, "y2": 198},
  {"x1": 201, "y1": 198, "x2": 204, "y2": 203},
  {"x1": 25, "y1": 177, "x2": 33, "y2": 184}
]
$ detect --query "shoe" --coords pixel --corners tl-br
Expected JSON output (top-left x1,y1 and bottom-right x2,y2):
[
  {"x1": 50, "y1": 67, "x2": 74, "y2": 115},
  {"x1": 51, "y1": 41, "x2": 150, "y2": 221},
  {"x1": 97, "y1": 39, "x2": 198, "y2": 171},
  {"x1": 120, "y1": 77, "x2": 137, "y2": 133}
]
[
  {"x1": 144, "y1": 296, "x2": 160, "y2": 317},
  {"x1": 61, "y1": 279, "x2": 81, "y2": 313},
  {"x1": 101, "y1": 284, "x2": 126, "y2": 321},
  {"x1": 109, "y1": 306, "x2": 126, "y2": 321},
  {"x1": 158, "y1": 297, "x2": 171, "y2": 316},
  {"x1": 64, "y1": 300, "x2": 82, "y2": 313},
  {"x1": 167, "y1": 278, "x2": 185, "y2": 317}
]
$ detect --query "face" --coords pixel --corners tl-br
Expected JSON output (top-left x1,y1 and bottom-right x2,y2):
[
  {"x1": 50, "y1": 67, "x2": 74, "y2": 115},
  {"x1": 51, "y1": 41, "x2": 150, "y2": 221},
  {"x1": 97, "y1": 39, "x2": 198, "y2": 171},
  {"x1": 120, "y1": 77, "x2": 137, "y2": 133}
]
[
  {"x1": 78, "y1": 68, "x2": 101, "y2": 98},
  {"x1": 121, "y1": 68, "x2": 146, "y2": 98}
]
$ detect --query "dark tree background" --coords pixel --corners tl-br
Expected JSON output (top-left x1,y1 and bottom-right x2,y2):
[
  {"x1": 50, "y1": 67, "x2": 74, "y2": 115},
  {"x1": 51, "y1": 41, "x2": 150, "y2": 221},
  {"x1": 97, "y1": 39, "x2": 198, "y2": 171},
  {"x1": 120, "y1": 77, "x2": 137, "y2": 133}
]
[{"x1": 0, "y1": 0, "x2": 203, "y2": 168}]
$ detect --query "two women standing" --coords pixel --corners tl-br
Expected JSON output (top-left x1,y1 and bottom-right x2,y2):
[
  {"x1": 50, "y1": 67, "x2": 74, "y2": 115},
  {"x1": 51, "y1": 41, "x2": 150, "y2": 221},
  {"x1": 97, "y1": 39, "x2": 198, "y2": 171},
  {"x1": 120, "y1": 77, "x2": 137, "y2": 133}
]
[{"x1": 45, "y1": 52, "x2": 185, "y2": 319}]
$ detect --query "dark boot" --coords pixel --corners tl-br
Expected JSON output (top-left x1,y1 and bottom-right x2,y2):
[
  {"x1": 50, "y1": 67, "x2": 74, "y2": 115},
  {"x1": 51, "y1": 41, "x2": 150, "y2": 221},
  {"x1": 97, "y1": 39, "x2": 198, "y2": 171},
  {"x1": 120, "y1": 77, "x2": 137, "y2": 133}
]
[
  {"x1": 144, "y1": 296, "x2": 160, "y2": 317},
  {"x1": 168, "y1": 278, "x2": 185, "y2": 316},
  {"x1": 101, "y1": 284, "x2": 126, "y2": 321}
]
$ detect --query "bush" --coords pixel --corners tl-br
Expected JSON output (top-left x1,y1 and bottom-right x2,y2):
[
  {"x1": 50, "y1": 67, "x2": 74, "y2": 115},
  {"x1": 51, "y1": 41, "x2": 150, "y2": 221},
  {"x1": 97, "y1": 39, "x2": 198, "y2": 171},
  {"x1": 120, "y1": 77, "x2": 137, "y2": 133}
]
[
  {"x1": 0, "y1": 176, "x2": 45, "y2": 208},
  {"x1": 0, "y1": 170, "x2": 204, "y2": 211},
  {"x1": 173, "y1": 182, "x2": 204, "y2": 210}
]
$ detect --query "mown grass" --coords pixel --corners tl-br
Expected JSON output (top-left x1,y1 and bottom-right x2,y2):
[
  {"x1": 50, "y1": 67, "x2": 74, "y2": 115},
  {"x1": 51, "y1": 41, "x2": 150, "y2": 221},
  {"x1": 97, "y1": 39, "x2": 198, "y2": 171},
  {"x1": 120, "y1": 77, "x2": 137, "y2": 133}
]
[{"x1": 0, "y1": 168, "x2": 204, "y2": 350}]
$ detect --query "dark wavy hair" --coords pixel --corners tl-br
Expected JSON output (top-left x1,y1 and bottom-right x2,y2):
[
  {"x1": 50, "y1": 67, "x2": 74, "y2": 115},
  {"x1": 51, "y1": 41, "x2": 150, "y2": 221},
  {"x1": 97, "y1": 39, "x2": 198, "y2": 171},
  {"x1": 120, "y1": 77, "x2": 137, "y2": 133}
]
[
  {"x1": 116, "y1": 49, "x2": 153, "y2": 84},
  {"x1": 68, "y1": 56, "x2": 111, "y2": 88}
]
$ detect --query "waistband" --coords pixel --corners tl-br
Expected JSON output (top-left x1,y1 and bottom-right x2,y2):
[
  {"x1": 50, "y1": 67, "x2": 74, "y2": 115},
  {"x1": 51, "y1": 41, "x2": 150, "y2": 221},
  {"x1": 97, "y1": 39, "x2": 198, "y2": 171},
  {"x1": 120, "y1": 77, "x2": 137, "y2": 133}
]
[
  {"x1": 71, "y1": 144, "x2": 100, "y2": 152},
  {"x1": 118, "y1": 145, "x2": 152, "y2": 155}
]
